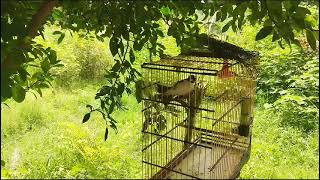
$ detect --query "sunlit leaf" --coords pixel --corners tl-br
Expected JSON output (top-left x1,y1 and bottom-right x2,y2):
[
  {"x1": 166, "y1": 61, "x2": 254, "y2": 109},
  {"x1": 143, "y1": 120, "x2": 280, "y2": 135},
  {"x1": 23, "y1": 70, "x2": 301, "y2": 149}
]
[
  {"x1": 12, "y1": 84, "x2": 26, "y2": 103},
  {"x1": 160, "y1": 6, "x2": 171, "y2": 16}
]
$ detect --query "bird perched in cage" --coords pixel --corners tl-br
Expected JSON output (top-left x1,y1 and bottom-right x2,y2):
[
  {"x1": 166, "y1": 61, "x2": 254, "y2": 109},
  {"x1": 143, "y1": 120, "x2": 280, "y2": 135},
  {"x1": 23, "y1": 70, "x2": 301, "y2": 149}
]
[
  {"x1": 163, "y1": 75, "x2": 196, "y2": 98},
  {"x1": 217, "y1": 60, "x2": 237, "y2": 79}
]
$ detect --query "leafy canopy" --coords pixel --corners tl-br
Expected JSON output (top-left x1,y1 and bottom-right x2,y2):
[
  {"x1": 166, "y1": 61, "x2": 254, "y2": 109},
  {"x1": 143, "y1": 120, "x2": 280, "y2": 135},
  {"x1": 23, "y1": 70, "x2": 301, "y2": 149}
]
[{"x1": 1, "y1": 0, "x2": 319, "y2": 139}]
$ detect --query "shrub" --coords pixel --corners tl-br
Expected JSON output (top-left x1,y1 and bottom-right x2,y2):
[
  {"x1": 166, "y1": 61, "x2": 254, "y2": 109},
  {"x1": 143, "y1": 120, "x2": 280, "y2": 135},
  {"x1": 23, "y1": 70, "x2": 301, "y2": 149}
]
[
  {"x1": 271, "y1": 55, "x2": 319, "y2": 132},
  {"x1": 35, "y1": 26, "x2": 113, "y2": 87},
  {"x1": 73, "y1": 39, "x2": 112, "y2": 81}
]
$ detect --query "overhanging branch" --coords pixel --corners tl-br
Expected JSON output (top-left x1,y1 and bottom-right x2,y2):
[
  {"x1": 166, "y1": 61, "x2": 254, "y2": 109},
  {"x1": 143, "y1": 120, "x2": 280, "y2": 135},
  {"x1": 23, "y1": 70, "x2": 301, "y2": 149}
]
[{"x1": 1, "y1": 0, "x2": 58, "y2": 70}]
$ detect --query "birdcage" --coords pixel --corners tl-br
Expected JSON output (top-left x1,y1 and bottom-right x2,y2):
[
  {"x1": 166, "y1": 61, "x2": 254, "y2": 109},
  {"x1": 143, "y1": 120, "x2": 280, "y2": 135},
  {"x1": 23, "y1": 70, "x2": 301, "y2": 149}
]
[{"x1": 141, "y1": 37, "x2": 258, "y2": 179}]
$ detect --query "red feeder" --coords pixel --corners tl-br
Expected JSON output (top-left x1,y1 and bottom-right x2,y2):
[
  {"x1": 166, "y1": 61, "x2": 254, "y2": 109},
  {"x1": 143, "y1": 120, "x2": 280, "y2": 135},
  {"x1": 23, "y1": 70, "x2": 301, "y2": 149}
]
[{"x1": 217, "y1": 60, "x2": 236, "y2": 79}]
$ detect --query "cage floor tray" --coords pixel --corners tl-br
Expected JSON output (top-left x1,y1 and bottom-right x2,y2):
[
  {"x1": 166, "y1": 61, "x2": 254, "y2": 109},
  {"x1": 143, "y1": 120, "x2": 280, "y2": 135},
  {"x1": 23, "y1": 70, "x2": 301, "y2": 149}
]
[{"x1": 156, "y1": 140, "x2": 248, "y2": 179}]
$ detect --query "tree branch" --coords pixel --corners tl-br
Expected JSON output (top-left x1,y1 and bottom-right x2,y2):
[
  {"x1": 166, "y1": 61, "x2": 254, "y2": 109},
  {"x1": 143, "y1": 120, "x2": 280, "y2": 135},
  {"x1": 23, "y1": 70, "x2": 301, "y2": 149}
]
[
  {"x1": 27, "y1": 0, "x2": 58, "y2": 38},
  {"x1": 1, "y1": 0, "x2": 58, "y2": 70}
]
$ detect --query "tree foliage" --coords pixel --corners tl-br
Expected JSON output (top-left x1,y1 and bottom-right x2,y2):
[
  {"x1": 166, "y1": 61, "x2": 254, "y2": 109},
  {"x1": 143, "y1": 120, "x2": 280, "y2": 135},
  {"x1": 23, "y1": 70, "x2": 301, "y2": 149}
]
[{"x1": 1, "y1": 0, "x2": 319, "y2": 137}]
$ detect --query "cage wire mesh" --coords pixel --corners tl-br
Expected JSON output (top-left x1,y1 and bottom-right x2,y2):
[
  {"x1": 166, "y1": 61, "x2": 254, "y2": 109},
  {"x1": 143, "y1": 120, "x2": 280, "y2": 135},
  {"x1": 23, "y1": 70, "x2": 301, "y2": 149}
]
[{"x1": 141, "y1": 46, "x2": 258, "y2": 179}]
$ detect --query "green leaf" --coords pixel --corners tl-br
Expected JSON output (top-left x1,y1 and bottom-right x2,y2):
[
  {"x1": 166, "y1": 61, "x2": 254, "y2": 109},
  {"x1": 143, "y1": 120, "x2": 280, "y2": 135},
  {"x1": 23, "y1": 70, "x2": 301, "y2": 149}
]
[
  {"x1": 12, "y1": 84, "x2": 26, "y2": 103},
  {"x1": 306, "y1": 29, "x2": 316, "y2": 50},
  {"x1": 52, "y1": 9, "x2": 63, "y2": 21},
  {"x1": 52, "y1": 31, "x2": 62, "y2": 35},
  {"x1": 104, "y1": 127, "x2": 109, "y2": 141},
  {"x1": 36, "y1": 88, "x2": 42, "y2": 97},
  {"x1": 117, "y1": 83, "x2": 125, "y2": 95},
  {"x1": 17, "y1": 68, "x2": 30, "y2": 82},
  {"x1": 82, "y1": 113, "x2": 91, "y2": 123},
  {"x1": 108, "y1": 115, "x2": 117, "y2": 123},
  {"x1": 119, "y1": 41, "x2": 124, "y2": 55},
  {"x1": 100, "y1": 101, "x2": 106, "y2": 111},
  {"x1": 1, "y1": 160, "x2": 5, "y2": 167},
  {"x1": 221, "y1": 22, "x2": 231, "y2": 33},
  {"x1": 129, "y1": 49, "x2": 135, "y2": 63},
  {"x1": 53, "y1": 63, "x2": 64, "y2": 67},
  {"x1": 48, "y1": 51, "x2": 57, "y2": 64},
  {"x1": 108, "y1": 116, "x2": 118, "y2": 131},
  {"x1": 266, "y1": 0, "x2": 283, "y2": 21},
  {"x1": 256, "y1": 26, "x2": 273, "y2": 41},
  {"x1": 109, "y1": 36, "x2": 119, "y2": 56},
  {"x1": 41, "y1": 59, "x2": 50, "y2": 72},
  {"x1": 111, "y1": 60, "x2": 121, "y2": 72},
  {"x1": 57, "y1": 33, "x2": 65, "y2": 44},
  {"x1": 38, "y1": 82, "x2": 50, "y2": 88},
  {"x1": 123, "y1": 60, "x2": 131, "y2": 69},
  {"x1": 157, "y1": 29, "x2": 164, "y2": 37},
  {"x1": 109, "y1": 120, "x2": 118, "y2": 132},
  {"x1": 108, "y1": 101, "x2": 115, "y2": 114},
  {"x1": 160, "y1": 6, "x2": 171, "y2": 16}
]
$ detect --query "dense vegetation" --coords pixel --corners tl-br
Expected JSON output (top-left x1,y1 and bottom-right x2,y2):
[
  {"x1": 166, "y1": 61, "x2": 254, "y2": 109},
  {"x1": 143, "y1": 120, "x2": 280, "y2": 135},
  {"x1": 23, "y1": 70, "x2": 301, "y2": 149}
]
[{"x1": 1, "y1": 1, "x2": 319, "y2": 179}]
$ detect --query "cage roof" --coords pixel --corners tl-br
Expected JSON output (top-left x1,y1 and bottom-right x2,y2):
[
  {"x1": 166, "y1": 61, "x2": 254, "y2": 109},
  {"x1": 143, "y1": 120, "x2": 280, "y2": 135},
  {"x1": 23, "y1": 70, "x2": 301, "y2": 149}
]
[{"x1": 180, "y1": 34, "x2": 259, "y2": 64}]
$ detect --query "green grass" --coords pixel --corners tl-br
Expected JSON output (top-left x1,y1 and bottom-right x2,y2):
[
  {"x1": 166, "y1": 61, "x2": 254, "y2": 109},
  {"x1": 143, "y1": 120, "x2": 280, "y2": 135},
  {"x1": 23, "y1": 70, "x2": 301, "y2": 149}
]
[
  {"x1": 240, "y1": 109, "x2": 319, "y2": 179},
  {"x1": 1, "y1": 83, "x2": 318, "y2": 179},
  {"x1": 1, "y1": 84, "x2": 142, "y2": 179}
]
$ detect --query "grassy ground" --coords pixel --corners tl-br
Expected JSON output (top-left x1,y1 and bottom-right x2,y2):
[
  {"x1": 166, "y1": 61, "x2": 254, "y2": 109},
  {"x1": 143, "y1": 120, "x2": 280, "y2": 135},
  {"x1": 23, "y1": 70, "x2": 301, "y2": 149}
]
[
  {"x1": 240, "y1": 108, "x2": 319, "y2": 179},
  {"x1": 1, "y1": 84, "x2": 142, "y2": 179},
  {"x1": 1, "y1": 83, "x2": 318, "y2": 179}
]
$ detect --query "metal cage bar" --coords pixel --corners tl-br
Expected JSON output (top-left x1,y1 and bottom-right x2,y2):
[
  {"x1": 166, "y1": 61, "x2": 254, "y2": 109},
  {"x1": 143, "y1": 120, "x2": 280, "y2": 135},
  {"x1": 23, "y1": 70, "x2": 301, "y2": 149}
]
[{"x1": 141, "y1": 55, "x2": 257, "y2": 179}]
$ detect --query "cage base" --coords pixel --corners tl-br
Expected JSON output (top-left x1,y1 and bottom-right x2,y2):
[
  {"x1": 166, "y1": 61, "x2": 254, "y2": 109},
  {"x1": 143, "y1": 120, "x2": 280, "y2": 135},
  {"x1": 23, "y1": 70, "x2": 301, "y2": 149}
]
[{"x1": 151, "y1": 138, "x2": 249, "y2": 179}]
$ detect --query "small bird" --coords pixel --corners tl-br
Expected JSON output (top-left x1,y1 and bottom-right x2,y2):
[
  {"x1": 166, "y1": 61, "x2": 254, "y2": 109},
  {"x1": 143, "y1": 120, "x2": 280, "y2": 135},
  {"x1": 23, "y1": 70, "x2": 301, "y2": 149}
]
[
  {"x1": 163, "y1": 75, "x2": 196, "y2": 98},
  {"x1": 217, "y1": 60, "x2": 236, "y2": 79}
]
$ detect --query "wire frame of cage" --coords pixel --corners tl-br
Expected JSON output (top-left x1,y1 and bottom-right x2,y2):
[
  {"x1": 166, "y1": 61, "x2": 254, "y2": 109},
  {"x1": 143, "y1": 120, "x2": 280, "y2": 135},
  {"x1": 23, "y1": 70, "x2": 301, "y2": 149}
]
[{"x1": 141, "y1": 55, "x2": 257, "y2": 179}]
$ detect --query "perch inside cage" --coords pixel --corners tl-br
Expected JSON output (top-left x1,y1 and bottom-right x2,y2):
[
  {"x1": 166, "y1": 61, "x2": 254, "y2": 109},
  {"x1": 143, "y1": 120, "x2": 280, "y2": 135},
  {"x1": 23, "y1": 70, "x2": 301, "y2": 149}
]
[{"x1": 141, "y1": 37, "x2": 258, "y2": 179}]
